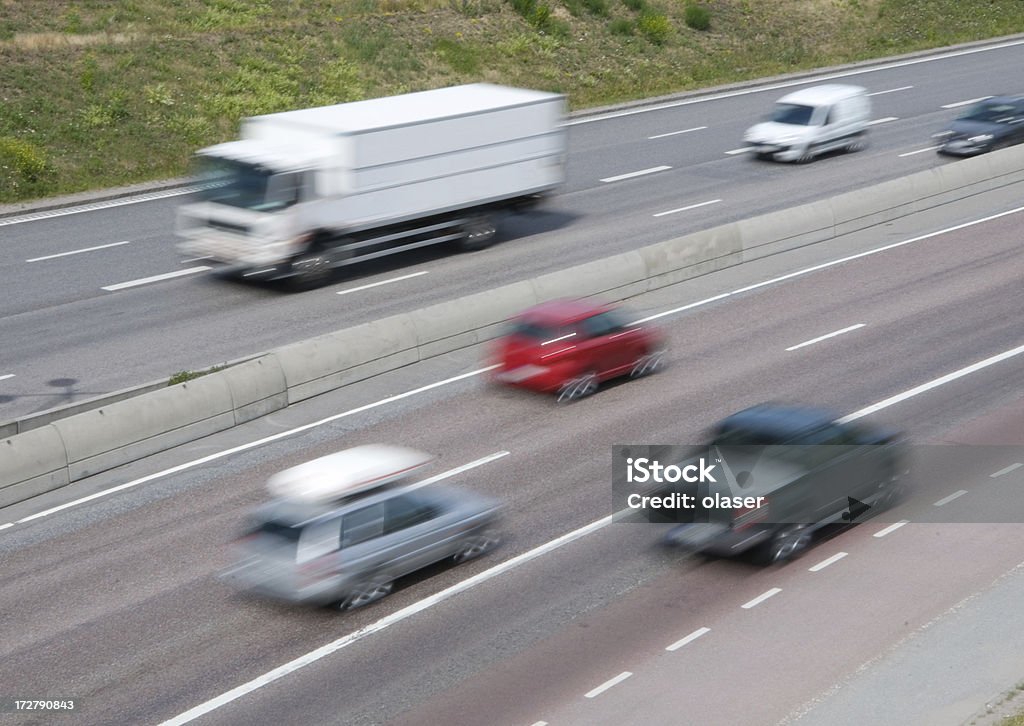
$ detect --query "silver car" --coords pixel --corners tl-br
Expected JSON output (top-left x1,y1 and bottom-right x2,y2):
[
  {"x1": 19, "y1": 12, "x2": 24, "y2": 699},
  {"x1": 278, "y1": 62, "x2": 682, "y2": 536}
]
[{"x1": 223, "y1": 445, "x2": 503, "y2": 609}]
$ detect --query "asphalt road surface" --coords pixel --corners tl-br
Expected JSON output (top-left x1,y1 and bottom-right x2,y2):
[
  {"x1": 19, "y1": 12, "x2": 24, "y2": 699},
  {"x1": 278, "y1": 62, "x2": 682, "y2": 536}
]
[
  {"x1": 2, "y1": 38, "x2": 1024, "y2": 419},
  {"x1": 1, "y1": 179, "x2": 1024, "y2": 725}
]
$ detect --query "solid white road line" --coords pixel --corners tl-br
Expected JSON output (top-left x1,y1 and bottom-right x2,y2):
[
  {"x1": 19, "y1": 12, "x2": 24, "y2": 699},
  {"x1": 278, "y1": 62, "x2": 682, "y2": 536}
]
[
  {"x1": 868, "y1": 116, "x2": 899, "y2": 125},
  {"x1": 0, "y1": 186, "x2": 204, "y2": 227},
  {"x1": 898, "y1": 146, "x2": 940, "y2": 157},
  {"x1": 101, "y1": 266, "x2": 211, "y2": 291},
  {"x1": 808, "y1": 552, "x2": 848, "y2": 572},
  {"x1": 648, "y1": 126, "x2": 707, "y2": 139},
  {"x1": 600, "y1": 166, "x2": 672, "y2": 183},
  {"x1": 0, "y1": 523, "x2": 13, "y2": 531},
  {"x1": 868, "y1": 86, "x2": 914, "y2": 96},
  {"x1": 0, "y1": 374, "x2": 14, "y2": 382},
  {"x1": 584, "y1": 672, "x2": 633, "y2": 699},
  {"x1": 8, "y1": 365, "x2": 499, "y2": 528},
  {"x1": 161, "y1": 514, "x2": 613, "y2": 725},
  {"x1": 634, "y1": 204, "x2": 1024, "y2": 326},
  {"x1": 566, "y1": 39, "x2": 1024, "y2": 126},
  {"x1": 942, "y1": 96, "x2": 991, "y2": 109},
  {"x1": 336, "y1": 271, "x2": 429, "y2": 295},
  {"x1": 26, "y1": 240, "x2": 131, "y2": 262},
  {"x1": 934, "y1": 489, "x2": 968, "y2": 507},
  {"x1": 653, "y1": 199, "x2": 722, "y2": 217},
  {"x1": 406, "y1": 451, "x2": 510, "y2": 491},
  {"x1": 725, "y1": 147, "x2": 751, "y2": 155},
  {"x1": 785, "y1": 324, "x2": 865, "y2": 351},
  {"x1": 666, "y1": 627, "x2": 711, "y2": 652},
  {"x1": 991, "y1": 463, "x2": 1023, "y2": 478},
  {"x1": 873, "y1": 520, "x2": 909, "y2": 538},
  {"x1": 839, "y1": 341, "x2": 1024, "y2": 423},
  {"x1": 741, "y1": 588, "x2": 782, "y2": 609}
]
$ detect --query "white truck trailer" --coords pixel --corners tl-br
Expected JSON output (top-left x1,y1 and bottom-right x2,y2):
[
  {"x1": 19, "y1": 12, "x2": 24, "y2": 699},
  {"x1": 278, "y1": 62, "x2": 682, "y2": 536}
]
[{"x1": 176, "y1": 83, "x2": 567, "y2": 288}]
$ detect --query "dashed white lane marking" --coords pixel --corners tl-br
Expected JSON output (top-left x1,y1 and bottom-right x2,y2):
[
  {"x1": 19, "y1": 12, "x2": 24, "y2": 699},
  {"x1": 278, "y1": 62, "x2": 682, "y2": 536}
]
[
  {"x1": 26, "y1": 240, "x2": 131, "y2": 262},
  {"x1": 0, "y1": 523, "x2": 13, "y2": 531},
  {"x1": 868, "y1": 116, "x2": 899, "y2": 125},
  {"x1": 530, "y1": 722, "x2": 549, "y2": 726},
  {"x1": 934, "y1": 489, "x2": 968, "y2": 507},
  {"x1": 600, "y1": 166, "x2": 672, "y2": 183},
  {"x1": 808, "y1": 552, "x2": 849, "y2": 572},
  {"x1": 406, "y1": 451, "x2": 510, "y2": 492},
  {"x1": 584, "y1": 672, "x2": 633, "y2": 699},
  {"x1": 898, "y1": 146, "x2": 941, "y2": 157},
  {"x1": 741, "y1": 588, "x2": 782, "y2": 609},
  {"x1": 666, "y1": 627, "x2": 711, "y2": 652},
  {"x1": 0, "y1": 374, "x2": 14, "y2": 382},
  {"x1": 874, "y1": 520, "x2": 909, "y2": 538},
  {"x1": 725, "y1": 147, "x2": 751, "y2": 155},
  {"x1": 648, "y1": 126, "x2": 707, "y2": 140},
  {"x1": 991, "y1": 463, "x2": 1023, "y2": 478},
  {"x1": 101, "y1": 266, "x2": 211, "y2": 291},
  {"x1": 653, "y1": 199, "x2": 722, "y2": 217},
  {"x1": 868, "y1": 85, "x2": 914, "y2": 96},
  {"x1": 336, "y1": 271, "x2": 429, "y2": 296},
  {"x1": 786, "y1": 323, "x2": 865, "y2": 351},
  {"x1": 942, "y1": 96, "x2": 991, "y2": 109}
]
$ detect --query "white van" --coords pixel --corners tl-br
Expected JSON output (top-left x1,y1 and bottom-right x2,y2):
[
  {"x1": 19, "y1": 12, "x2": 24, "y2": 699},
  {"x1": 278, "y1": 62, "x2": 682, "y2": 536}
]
[{"x1": 743, "y1": 84, "x2": 871, "y2": 162}]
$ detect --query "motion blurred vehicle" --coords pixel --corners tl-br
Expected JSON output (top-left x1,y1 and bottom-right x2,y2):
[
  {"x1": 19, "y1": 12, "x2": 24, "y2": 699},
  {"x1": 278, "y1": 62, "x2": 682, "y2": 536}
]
[
  {"x1": 662, "y1": 404, "x2": 905, "y2": 564},
  {"x1": 934, "y1": 95, "x2": 1024, "y2": 156},
  {"x1": 176, "y1": 83, "x2": 567, "y2": 289},
  {"x1": 491, "y1": 299, "x2": 665, "y2": 402},
  {"x1": 223, "y1": 445, "x2": 502, "y2": 610},
  {"x1": 743, "y1": 84, "x2": 870, "y2": 162}
]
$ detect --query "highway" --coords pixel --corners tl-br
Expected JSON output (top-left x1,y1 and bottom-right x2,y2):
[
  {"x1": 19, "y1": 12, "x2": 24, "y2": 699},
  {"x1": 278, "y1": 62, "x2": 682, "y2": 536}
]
[
  {"x1": 1, "y1": 177, "x2": 1023, "y2": 724},
  {"x1": 2, "y1": 37, "x2": 1024, "y2": 419}
]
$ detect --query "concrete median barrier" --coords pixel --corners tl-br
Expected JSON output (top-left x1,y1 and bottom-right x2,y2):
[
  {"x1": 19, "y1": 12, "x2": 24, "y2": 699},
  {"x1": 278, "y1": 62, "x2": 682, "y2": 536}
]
[
  {"x1": 0, "y1": 425, "x2": 69, "y2": 508},
  {"x1": 222, "y1": 354, "x2": 289, "y2": 424},
  {"x1": 277, "y1": 314, "x2": 420, "y2": 404},
  {"x1": 4, "y1": 145, "x2": 1024, "y2": 507},
  {"x1": 52, "y1": 374, "x2": 235, "y2": 481}
]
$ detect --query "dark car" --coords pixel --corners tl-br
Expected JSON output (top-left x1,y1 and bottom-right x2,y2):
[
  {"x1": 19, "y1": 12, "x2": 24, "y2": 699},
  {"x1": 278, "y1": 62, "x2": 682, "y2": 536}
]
[
  {"x1": 661, "y1": 404, "x2": 906, "y2": 564},
  {"x1": 935, "y1": 95, "x2": 1024, "y2": 156},
  {"x1": 491, "y1": 298, "x2": 666, "y2": 402}
]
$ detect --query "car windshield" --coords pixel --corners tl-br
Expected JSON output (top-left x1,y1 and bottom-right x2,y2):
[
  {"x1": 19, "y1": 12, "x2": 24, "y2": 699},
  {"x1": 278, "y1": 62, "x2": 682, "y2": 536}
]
[
  {"x1": 960, "y1": 101, "x2": 1017, "y2": 123},
  {"x1": 771, "y1": 103, "x2": 816, "y2": 125},
  {"x1": 508, "y1": 321, "x2": 575, "y2": 345},
  {"x1": 195, "y1": 157, "x2": 298, "y2": 212}
]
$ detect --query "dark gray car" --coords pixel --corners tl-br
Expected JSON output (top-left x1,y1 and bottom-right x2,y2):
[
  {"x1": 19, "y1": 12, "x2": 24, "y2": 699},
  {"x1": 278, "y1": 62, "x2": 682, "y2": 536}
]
[{"x1": 935, "y1": 95, "x2": 1024, "y2": 156}]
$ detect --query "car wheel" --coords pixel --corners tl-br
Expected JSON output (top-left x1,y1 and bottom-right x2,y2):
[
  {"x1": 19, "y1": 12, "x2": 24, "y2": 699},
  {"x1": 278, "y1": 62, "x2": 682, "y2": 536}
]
[
  {"x1": 340, "y1": 575, "x2": 393, "y2": 610},
  {"x1": 556, "y1": 372, "x2": 598, "y2": 403},
  {"x1": 630, "y1": 349, "x2": 666, "y2": 378},
  {"x1": 453, "y1": 528, "x2": 501, "y2": 563},
  {"x1": 845, "y1": 135, "x2": 866, "y2": 153},
  {"x1": 876, "y1": 476, "x2": 906, "y2": 511},
  {"x1": 758, "y1": 524, "x2": 812, "y2": 565}
]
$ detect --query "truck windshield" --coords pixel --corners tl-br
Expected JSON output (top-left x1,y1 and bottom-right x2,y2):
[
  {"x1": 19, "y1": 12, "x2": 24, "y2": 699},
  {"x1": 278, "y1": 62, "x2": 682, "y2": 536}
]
[
  {"x1": 195, "y1": 157, "x2": 298, "y2": 212},
  {"x1": 771, "y1": 103, "x2": 816, "y2": 125}
]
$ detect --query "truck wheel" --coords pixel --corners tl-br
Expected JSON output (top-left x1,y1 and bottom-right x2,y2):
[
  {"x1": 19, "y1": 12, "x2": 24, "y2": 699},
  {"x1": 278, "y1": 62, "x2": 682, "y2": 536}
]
[
  {"x1": 340, "y1": 575, "x2": 393, "y2": 610},
  {"x1": 459, "y1": 216, "x2": 497, "y2": 251},
  {"x1": 289, "y1": 237, "x2": 341, "y2": 290},
  {"x1": 757, "y1": 525, "x2": 812, "y2": 565}
]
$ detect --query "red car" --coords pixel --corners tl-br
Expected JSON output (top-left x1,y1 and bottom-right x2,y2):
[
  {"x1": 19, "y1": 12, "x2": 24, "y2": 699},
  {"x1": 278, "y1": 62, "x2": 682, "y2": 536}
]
[{"x1": 491, "y1": 299, "x2": 666, "y2": 402}]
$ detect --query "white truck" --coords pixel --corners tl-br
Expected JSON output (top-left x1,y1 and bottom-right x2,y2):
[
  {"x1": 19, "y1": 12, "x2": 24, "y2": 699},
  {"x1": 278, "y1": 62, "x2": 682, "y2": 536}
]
[{"x1": 176, "y1": 83, "x2": 567, "y2": 288}]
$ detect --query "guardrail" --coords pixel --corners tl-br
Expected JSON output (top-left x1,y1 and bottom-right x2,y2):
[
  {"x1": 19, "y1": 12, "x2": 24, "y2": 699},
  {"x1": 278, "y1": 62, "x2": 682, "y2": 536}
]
[{"x1": 4, "y1": 145, "x2": 1024, "y2": 508}]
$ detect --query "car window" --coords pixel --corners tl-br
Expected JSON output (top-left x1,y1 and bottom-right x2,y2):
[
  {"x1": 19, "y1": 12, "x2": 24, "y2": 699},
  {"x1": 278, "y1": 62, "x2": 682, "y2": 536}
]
[
  {"x1": 384, "y1": 493, "x2": 438, "y2": 534},
  {"x1": 771, "y1": 103, "x2": 816, "y2": 125},
  {"x1": 801, "y1": 424, "x2": 858, "y2": 446},
  {"x1": 579, "y1": 310, "x2": 630, "y2": 338},
  {"x1": 340, "y1": 502, "x2": 385, "y2": 548},
  {"x1": 296, "y1": 519, "x2": 341, "y2": 563},
  {"x1": 508, "y1": 320, "x2": 575, "y2": 345},
  {"x1": 961, "y1": 101, "x2": 1017, "y2": 124}
]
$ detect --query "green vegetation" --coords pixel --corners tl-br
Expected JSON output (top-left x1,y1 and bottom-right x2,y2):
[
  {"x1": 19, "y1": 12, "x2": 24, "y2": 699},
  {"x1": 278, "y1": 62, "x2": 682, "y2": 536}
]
[
  {"x1": 168, "y1": 365, "x2": 228, "y2": 386},
  {"x1": 1, "y1": 0, "x2": 1024, "y2": 203},
  {"x1": 684, "y1": 3, "x2": 711, "y2": 31}
]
